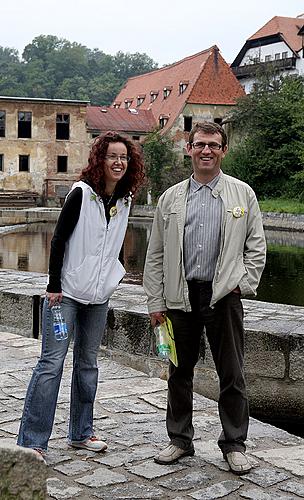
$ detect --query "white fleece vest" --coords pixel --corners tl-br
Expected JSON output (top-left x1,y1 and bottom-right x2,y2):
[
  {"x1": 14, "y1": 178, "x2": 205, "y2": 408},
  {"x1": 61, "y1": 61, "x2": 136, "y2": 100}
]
[{"x1": 61, "y1": 181, "x2": 131, "y2": 304}]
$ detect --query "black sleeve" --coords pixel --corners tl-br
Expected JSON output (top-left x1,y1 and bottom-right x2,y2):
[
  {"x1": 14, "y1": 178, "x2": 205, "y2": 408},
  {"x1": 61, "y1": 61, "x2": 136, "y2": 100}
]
[{"x1": 47, "y1": 187, "x2": 83, "y2": 292}]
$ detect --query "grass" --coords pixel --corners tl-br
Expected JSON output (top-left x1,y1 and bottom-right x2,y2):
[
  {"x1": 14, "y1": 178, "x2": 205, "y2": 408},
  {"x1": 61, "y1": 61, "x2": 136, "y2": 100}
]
[{"x1": 259, "y1": 198, "x2": 304, "y2": 214}]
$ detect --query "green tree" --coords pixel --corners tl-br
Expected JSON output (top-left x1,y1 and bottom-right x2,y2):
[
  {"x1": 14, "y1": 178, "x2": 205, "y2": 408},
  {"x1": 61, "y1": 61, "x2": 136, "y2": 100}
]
[
  {"x1": 113, "y1": 51, "x2": 158, "y2": 81},
  {"x1": 0, "y1": 37, "x2": 158, "y2": 104},
  {"x1": 223, "y1": 75, "x2": 304, "y2": 198},
  {"x1": 143, "y1": 129, "x2": 192, "y2": 202}
]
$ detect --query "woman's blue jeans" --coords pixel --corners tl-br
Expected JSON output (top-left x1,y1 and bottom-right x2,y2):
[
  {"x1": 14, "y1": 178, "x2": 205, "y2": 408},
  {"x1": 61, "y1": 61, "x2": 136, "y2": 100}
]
[{"x1": 17, "y1": 296, "x2": 108, "y2": 451}]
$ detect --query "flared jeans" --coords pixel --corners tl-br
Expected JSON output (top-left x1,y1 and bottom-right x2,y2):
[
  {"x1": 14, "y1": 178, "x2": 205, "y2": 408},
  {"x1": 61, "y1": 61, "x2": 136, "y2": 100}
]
[{"x1": 17, "y1": 296, "x2": 108, "y2": 451}]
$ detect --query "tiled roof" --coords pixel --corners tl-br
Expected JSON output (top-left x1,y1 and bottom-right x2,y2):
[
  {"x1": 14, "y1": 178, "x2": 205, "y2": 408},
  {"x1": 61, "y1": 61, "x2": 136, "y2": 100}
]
[
  {"x1": 249, "y1": 16, "x2": 304, "y2": 53},
  {"x1": 86, "y1": 106, "x2": 156, "y2": 133},
  {"x1": 113, "y1": 46, "x2": 244, "y2": 132},
  {"x1": 187, "y1": 50, "x2": 245, "y2": 105}
]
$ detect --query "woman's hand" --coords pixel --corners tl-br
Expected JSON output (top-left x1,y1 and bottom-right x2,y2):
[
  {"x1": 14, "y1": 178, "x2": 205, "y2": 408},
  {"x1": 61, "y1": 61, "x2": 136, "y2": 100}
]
[{"x1": 46, "y1": 292, "x2": 63, "y2": 307}]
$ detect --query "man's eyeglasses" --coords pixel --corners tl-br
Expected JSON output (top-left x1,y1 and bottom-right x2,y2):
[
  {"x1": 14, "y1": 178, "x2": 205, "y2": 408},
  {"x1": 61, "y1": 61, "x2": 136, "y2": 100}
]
[
  {"x1": 105, "y1": 154, "x2": 130, "y2": 163},
  {"x1": 191, "y1": 142, "x2": 222, "y2": 151}
]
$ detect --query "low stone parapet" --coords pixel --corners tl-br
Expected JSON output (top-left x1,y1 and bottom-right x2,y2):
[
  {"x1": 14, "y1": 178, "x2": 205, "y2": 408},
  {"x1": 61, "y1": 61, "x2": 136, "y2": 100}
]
[
  {"x1": 0, "y1": 443, "x2": 47, "y2": 499},
  {"x1": 0, "y1": 273, "x2": 303, "y2": 423}
]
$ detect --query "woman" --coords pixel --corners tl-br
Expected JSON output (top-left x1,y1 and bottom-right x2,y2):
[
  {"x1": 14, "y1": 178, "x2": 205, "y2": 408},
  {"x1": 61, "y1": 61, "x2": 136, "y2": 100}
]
[{"x1": 17, "y1": 131, "x2": 145, "y2": 458}]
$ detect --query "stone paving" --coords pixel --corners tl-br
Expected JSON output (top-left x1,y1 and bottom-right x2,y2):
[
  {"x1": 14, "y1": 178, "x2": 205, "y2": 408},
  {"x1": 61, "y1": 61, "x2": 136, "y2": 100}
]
[{"x1": 1, "y1": 331, "x2": 304, "y2": 499}]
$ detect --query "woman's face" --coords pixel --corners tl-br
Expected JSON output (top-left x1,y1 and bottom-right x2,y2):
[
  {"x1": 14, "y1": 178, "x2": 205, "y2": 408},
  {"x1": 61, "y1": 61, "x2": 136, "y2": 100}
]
[{"x1": 103, "y1": 141, "x2": 128, "y2": 189}]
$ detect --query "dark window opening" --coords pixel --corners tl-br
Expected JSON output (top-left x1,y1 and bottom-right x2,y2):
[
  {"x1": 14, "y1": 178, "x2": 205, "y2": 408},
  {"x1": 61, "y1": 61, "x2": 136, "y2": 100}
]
[
  {"x1": 19, "y1": 155, "x2": 29, "y2": 172},
  {"x1": 214, "y1": 117, "x2": 223, "y2": 125},
  {"x1": 0, "y1": 111, "x2": 5, "y2": 138},
  {"x1": 18, "y1": 255, "x2": 29, "y2": 271},
  {"x1": 159, "y1": 117, "x2": 168, "y2": 129},
  {"x1": 150, "y1": 92, "x2": 158, "y2": 103},
  {"x1": 56, "y1": 114, "x2": 70, "y2": 140},
  {"x1": 184, "y1": 116, "x2": 192, "y2": 132},
  {"x1": 132, "y1": 135, "x2": 140, "y2": 141},
  {"x1": 163, "y1": 87, "x2": 172, "y2": 99},
  {"x1": 0, "y1": 154, "x2": 3, "y2": 171},
  {"x1": 57, "y1": 155, "x2": 68, "y2": 173},
  {"x1": 18, "y1": 111, "x2": 32, "y2": 138}
]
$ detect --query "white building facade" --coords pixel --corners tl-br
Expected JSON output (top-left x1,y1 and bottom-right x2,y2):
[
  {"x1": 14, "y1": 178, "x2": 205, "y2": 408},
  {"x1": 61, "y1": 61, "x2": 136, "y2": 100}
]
[{"x1": 231, "y1": 15, "x2": 304, "y2": 93}]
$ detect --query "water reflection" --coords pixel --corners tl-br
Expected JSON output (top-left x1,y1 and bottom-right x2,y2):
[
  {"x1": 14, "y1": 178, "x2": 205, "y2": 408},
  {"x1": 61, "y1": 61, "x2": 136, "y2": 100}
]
[{"x1": 0, "y1": 221, "x2": 303, "y2": 306}]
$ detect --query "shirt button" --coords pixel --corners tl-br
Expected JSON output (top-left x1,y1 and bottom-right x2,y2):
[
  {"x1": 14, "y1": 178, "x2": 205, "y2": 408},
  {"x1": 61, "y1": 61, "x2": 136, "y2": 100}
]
[
  {"x1": 202, "y1": 203, "x2": 205, "y2": 207},
  {"x1": 198, "y1": 244, "x2": 202, "y2": 248},
  {"x1": 197, "y1": 265, "x2": 200, "y2": 269},
  {"x1": 199, "y1": 223, "x2": 203, "y2": 227}
]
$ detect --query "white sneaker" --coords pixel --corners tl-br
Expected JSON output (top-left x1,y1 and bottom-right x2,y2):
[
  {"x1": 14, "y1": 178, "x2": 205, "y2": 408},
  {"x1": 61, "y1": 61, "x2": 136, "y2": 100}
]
[
  {"x1": 154, "y1": 443, "x2": 195, "y2": 465},
  {"x1": 224, "y1": 451, "x2": 252, "y2": 475},
  {"x1": 69, "y1": 436, "x2": 107, "y2": 452}
]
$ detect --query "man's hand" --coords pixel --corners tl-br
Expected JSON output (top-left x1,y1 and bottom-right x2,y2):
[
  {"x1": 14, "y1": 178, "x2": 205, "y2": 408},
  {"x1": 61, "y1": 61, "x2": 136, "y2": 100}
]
[
  {"x1": 46, "y1": 292, "x2": 63, "y2": 307},
  {"x1": 149, "y1": 311, "x2": 166, "y2": 328}
]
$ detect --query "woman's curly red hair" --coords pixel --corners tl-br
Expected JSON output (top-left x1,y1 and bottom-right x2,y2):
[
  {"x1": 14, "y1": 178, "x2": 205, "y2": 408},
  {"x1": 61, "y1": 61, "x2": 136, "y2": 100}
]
[{"x1": 79, "y1": 131, "x2": 145, "y2": 198}]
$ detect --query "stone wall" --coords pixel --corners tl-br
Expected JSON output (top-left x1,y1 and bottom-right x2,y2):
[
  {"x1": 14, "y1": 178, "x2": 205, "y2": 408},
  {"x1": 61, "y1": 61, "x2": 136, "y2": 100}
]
[
  {"x1": 0, "y1": 444, "x2": 47, "y2": 499},
  {"x1": 1, "y1": 272, "x2": 303, "y2": 423}
]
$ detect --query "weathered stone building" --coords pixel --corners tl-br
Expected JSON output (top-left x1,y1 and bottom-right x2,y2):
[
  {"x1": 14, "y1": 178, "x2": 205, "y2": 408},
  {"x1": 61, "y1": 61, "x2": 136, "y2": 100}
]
[{"x1": 0, "y1": 96, "x2": 89, "y2": 206}]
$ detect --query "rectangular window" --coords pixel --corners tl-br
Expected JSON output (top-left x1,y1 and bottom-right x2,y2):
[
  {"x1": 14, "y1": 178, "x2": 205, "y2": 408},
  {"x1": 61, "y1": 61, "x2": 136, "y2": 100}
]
[
  {"x1": 275, "y1": 53, "x2": 280, "y2": 60},
  {"x1": 0, "y1": 154, "x2": 3, "y2": 171},
  {"x1": 56, "y1": 113, "x2": 70, "y2": 140},
  {"x1": 265, "y1": 55, "x2": 271, "y2": 62},
  {"x1": 19, "y1": 155, "x2": 29, "y2": 172},
  {"x1": 57, "y1": 155, "x2": 68, "y2": 173},
  {"x1": 18, "y1": 111, "x2": 32, "y2": 138},
  {"x1": 18, "y1": 254, "x2": 29, "y2": 271},
  {"x1": 0, "y1": 111, "x2": 5, "y2": 137},
  {"x1": 282, "y1": 51, "x2": 288, "y2": 59},
  {"x1": 184, "y1": 116, "x2": 192, "y2": 132}
]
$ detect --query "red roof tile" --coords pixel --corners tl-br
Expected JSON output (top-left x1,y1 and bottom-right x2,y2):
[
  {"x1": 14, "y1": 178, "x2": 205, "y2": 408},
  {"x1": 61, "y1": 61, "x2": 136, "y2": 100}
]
[
  {"x1": 113, "y1": 46, "x2": 244, "y2": 132},
  {"x1": 249, "y1": 16, "x2": 304, "y2": 53},
  {"x1": 188, "y1": 49, "x2": 245, "y2": 105},
  {"x1": 86, "y1": 106, "x2": 156, "y2": 133}
]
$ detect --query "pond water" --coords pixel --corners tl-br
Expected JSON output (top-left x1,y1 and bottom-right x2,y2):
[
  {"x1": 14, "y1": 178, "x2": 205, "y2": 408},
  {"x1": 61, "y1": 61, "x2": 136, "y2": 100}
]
[{"x1": 0, "y1": 220, "x2": 304, "y2": 307}]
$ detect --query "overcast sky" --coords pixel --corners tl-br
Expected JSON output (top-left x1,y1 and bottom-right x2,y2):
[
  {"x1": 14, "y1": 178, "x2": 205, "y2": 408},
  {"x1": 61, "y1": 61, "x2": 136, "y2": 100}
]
[{"x1": 1, "y1": 1, "x2": 303, "y2": 65}]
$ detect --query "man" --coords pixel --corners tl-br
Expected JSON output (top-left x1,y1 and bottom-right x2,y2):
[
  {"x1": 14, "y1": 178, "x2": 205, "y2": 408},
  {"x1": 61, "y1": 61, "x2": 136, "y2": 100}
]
[{"x1": 143, "y1": 121, "x2": 266, "y2": 475}]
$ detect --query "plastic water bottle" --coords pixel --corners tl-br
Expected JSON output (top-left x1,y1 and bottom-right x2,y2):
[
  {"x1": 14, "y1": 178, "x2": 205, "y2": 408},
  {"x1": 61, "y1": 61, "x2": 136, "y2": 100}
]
[
  {"x1": 154, "y1": 324, "x2": 170, "y2": 360},
  {"x1": 51, "y1": 304, "x2": 68, "y2": 341}
]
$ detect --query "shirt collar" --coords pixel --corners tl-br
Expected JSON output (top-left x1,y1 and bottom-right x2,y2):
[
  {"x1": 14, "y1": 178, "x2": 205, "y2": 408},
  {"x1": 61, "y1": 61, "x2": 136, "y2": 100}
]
[{"x1": 189, "y1": 172, "x2": 221, "y2": 193}]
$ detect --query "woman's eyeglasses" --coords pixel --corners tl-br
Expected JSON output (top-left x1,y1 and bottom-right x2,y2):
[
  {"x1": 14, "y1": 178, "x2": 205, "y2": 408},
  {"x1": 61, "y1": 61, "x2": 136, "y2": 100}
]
[{"x1": 104, "y1": 154, "x2": 130, "y2": 163}]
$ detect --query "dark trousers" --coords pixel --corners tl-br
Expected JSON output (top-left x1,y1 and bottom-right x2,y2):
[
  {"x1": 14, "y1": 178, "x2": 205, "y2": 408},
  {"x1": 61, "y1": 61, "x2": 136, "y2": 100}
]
[{"x1": 166, "y1": 281, "x2": 249, "y2": 455}]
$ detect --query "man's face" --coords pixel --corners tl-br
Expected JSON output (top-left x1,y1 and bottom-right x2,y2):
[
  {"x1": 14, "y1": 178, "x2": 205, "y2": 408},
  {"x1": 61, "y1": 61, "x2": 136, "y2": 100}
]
[{"x1": 186, "y1": 131, "x2": 227, "y2": 183}]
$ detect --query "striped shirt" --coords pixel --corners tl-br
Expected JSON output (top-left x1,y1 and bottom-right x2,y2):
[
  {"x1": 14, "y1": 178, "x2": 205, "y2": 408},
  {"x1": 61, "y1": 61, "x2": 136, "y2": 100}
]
[{"x1": 184, "y1": 174, "x2": 223, "y2": 281}]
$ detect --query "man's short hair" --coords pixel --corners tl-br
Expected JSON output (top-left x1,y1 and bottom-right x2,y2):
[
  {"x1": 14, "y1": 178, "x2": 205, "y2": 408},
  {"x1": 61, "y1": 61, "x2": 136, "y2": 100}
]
[{"x1": 188, "y1": 121, "x2": 227, "y2": 148}]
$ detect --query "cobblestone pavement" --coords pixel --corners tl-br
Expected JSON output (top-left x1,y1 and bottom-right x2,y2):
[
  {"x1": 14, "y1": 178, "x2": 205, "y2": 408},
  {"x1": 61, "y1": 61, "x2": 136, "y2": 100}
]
[{"x1": 1, "y1": 331, "x2": 304, "y2": 500}]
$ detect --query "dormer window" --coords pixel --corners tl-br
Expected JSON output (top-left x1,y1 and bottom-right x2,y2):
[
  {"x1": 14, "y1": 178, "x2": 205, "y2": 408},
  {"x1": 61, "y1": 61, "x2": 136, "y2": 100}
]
[
  {"x1": 282, "y1": 51, "x2": 288, "y2": 59},
  {"x1": 159, "y1": 114, "x2": 169, "y2": 128},
  {"x1": 179, "y1": 81, "x2": 189, "y2": 94},
  {"x1": 265, "y1": 55, "x2": 272, "y2": 62},
  {"x1": 113, "y1": 102, "x2": 121, "y2": 108},
  {"x1": 124, "y1": 99, "x2": 133, "y2": 109},
  {"x1": 163, "y1": 87, "x2": 172, "y2": 99},
  {"x1": 137, "y1": 95, "x2": 145, "y2": 107},
  {"x1": 150, "y1": 91, "x2": 159, "y2": 103}
]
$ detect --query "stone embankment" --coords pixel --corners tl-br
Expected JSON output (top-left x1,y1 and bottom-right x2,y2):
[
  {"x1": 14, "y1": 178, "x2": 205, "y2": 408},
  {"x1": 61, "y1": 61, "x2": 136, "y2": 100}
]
[
  {"x1": 0, "y1": 270, "x2": 303, "y2": 425},
  {"x1": 0, "y1": 206, "x2": 303, "y2": 232}
]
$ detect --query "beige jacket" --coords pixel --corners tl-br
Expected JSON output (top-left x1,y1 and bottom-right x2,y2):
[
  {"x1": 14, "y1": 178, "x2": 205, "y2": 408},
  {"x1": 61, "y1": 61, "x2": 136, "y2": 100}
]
[{"x1": 143, "y1": 172, "x2": 266, "y2": 313}]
